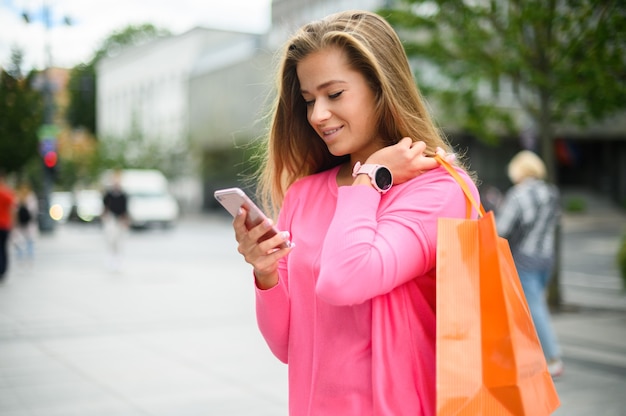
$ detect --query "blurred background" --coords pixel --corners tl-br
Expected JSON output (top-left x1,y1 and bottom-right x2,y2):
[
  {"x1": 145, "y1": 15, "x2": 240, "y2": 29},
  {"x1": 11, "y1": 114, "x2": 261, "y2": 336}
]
[
  {"x1": 1, "y1": 0, "x2": 625, "y2": 414},
  {"x1": 1, "y1": 0, "x2": 625, "y2": 224}
]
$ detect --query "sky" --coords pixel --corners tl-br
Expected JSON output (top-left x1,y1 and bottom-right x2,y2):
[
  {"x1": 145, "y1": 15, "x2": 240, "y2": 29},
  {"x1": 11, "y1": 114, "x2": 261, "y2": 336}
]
[{"x1": 0, "y1": 0, "x2": 272, "y2": 72}]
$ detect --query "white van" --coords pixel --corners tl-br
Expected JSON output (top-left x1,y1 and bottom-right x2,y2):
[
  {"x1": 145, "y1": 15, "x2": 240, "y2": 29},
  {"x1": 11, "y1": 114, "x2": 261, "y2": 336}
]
[{"x1": 102, "y1": 169, "x2": 179, "y2": 228}]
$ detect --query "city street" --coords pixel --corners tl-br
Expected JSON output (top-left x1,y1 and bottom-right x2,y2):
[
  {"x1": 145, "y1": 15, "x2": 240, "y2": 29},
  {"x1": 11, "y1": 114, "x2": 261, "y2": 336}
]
[{"x1": 1, "y1": 198, "x2": 625, "y2": 415}]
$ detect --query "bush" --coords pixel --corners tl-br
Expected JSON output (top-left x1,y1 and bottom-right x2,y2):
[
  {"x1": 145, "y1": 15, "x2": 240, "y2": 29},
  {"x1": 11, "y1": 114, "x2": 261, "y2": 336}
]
[
  {"x1": 565, "y1": 196, "x2": 586, "y2": 213},
  {"x1": 618, "y1": 233, "x2": 626, "y2": 290}
]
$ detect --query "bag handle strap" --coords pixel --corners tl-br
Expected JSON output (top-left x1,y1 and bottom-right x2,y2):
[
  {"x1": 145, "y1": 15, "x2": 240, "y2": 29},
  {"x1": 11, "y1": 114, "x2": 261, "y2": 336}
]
[{"x1": 434, "y1": 154, "x2": 486, "y2": 219}]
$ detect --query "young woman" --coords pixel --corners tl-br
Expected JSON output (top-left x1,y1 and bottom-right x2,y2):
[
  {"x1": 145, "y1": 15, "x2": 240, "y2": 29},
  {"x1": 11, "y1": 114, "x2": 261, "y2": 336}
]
[{"x1": 230, "y1": 10, "x2": 480, "y2": 415}]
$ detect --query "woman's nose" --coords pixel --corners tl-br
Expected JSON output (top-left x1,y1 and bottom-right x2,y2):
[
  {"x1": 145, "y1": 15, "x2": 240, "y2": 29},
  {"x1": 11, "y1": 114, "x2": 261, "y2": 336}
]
[{"x1": 309, "y1": 101, "x2": 330, "y2": 124}]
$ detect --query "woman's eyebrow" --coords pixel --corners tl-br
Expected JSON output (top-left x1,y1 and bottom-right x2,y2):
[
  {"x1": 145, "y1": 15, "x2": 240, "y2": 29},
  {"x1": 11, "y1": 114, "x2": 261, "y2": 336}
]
[{"x1": 301, "y1": 80, "x2": 347, "y2": 94}]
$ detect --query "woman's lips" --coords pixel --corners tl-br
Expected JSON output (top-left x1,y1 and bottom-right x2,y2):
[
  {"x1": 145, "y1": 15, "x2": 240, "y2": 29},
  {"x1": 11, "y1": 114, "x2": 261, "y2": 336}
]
[{"x1": 321, "y1": 126, "x2": 342, "y2": 142}]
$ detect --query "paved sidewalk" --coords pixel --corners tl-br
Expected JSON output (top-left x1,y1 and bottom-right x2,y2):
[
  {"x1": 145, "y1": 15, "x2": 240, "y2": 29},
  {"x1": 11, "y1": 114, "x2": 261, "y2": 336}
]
[
  {"x1": 551, "y1": 190, "x2": 626, "y2": 416},
  {"x1": 559, "y1": 189, "x2": 626, "y2": 313},
  {"x1": 0, "y1": 218, "x2": 289, "y2": 416}
]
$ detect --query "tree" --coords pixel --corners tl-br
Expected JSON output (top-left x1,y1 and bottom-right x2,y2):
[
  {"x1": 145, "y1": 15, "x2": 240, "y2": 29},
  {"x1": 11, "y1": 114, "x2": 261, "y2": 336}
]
[
  {"x1": 92, "y1": 23, "x2": 171, "y2": 63},
  {"x1": 66, "y1": 24, "x2": 171, "y2": 134},
  {"x1": 380, "y1": 0, "x2": 626, "y2": 308},
  {"x1": 66, "y1": 63, "x2": 96, "y2": 133},
  {"x1": 380, "y1": 0, "x2": 626, "y2": 182},
  {"x1": 0, "y1": 48, "x2": 43, "y2": 174}
]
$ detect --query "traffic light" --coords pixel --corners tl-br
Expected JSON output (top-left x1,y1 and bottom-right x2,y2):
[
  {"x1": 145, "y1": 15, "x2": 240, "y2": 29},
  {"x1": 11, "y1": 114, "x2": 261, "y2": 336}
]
[
  {"x1": 38, "y1": 130, "x2": 58, "y2": 180},
  {"x1": 43, "y1": 150, "x2": 58, "y2": 169},
  {"x1": 42, "y1": 148, "x2": 58, "y2": 180}
]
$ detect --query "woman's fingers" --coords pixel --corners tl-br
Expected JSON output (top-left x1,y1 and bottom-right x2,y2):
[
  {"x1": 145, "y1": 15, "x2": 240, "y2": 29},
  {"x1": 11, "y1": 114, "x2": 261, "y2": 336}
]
[
  {"x1": 408, "y1": 139, "x2": 426, "y2": 153},
  {"x1": 233, "y1": 207, "x2": 292, "y2": 272}
]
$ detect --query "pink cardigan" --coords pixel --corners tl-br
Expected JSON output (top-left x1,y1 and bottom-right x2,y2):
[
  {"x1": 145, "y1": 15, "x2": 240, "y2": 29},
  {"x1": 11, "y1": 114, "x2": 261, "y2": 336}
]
[{"x1": 255, "y1": 164, "x2": 479, "y2": 415}]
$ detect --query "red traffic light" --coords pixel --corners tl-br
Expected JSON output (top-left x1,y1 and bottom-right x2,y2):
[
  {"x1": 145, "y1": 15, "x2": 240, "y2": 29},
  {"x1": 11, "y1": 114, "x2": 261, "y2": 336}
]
[{"x1": 44, "y1": 151, "x2": 58, "y2": 168}]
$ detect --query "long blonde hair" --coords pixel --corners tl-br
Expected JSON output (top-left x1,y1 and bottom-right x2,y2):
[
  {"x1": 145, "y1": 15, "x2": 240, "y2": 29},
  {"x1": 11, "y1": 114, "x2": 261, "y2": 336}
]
[{"x1": 257, "y1": 10, "x2": 456, "y2": 215}]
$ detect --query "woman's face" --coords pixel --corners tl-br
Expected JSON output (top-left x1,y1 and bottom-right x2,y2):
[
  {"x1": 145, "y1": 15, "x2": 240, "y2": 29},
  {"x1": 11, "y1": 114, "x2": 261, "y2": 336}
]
[{"x1": 297, "y1": 46, "x2": 382, "y2": 163}]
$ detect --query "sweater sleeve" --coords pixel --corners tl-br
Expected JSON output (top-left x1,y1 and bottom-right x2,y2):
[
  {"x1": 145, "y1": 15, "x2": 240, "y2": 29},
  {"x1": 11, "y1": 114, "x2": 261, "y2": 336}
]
[
  {"x1": 254, "y1": 192, "x2": 295, "y2": 364},
  {"x1": 317, "y1": 168, "x2": 476, "y2": 306},
  {"x1": 255, "y1": 278, "x2": 290, "y2": 363}
]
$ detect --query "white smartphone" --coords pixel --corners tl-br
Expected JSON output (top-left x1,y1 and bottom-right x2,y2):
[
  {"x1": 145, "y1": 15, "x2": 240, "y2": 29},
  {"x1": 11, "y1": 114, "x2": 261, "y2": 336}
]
[{"x1": 214, "y1": 187, "x2": 288, "y2": 249}]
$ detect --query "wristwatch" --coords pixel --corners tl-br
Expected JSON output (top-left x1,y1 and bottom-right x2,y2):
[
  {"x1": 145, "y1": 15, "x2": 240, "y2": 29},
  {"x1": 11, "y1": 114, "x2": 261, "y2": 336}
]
[{"x1": 352, "y1": 162, "x2": 393, "y2": 194}]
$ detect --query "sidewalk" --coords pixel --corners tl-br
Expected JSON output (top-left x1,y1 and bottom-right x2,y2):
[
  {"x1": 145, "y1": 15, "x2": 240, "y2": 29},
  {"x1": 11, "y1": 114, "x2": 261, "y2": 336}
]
[
  {"x1": 551, "y1": 189, "x2": 626, "y2": 416},
  {"x1": 0, "y1": 219, "x2": 289, "y2": 416},
  {"x1": 559, "y1": 189, "x2": 626, "y2": 313}
]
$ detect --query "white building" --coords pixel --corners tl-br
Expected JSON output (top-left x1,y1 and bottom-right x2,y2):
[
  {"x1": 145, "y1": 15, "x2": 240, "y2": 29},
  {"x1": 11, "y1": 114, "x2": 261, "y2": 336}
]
[{"x1": 97, "y1": 27, "x2": 263, "y2": 154}]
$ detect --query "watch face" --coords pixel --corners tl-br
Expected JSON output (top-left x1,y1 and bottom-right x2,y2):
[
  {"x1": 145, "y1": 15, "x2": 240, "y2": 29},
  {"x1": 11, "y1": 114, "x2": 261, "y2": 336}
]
[{"x1": 375, "y1": 167, "x2": 393, "y2": 191}]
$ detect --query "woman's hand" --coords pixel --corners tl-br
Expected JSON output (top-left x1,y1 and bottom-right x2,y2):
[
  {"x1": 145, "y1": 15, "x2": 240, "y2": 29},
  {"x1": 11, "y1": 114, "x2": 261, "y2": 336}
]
[
  {"x1": 367, "y1": 138, "x2": 454, "y2": 185},
  {"x1": 233, "y1": 207, "x2": 292, "y2": 289}
]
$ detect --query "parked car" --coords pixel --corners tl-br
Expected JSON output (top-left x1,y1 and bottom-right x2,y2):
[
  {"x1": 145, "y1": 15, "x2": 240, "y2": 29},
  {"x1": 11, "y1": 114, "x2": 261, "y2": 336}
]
[
  {"x1": 101, "y1": 169, "x2": 179, "y2": 228},
  {"x1": 74, "y1": 190, "x2": 104, "y2": 223}
]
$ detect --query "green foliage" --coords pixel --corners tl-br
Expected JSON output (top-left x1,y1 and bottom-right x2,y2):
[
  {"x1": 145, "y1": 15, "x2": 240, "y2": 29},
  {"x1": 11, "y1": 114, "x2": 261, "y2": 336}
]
[
  {"x1": 54, "y1": 157, "x2": 83, "y2": 191},
  {"x1": 379, "y1": 0, "x2": 626, "y2": 179},
  {"x1": 0, "y1": 61, "x2": 43, "y2": 174},
  {"x1": 95, "y1": 126, "x2": 188, "y2": 181},
  {"x1": 91, "y1": 24, "x2": 172, "y2": 62},
  {"x1": 66, "y1": 63, "x2": 96, "y2": 133},
  {"x1": 564, "y1": 196, "x2": 587, "y2": 213},
  {"x1": 618, "y1": 233, "x2": 626, "y2": 290}
]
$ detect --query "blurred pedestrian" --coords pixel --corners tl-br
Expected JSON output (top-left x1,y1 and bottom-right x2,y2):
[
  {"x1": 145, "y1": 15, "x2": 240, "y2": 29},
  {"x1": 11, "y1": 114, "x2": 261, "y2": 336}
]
[
  {"x1": 495, "y1": 150, "x2": 564, "y2": 378},
  {"x1": 0, "y1": 169, "x2": 16, "y2": 281},
  {"x1": 13, "y1": 181, "x2": 38, "y2": 267},
  {"x1": 227, "y1": 10, "x2": 478, "y2": 415},
  {"x1": 102, "y1": 170, "x2": 128, "y2": 272}
]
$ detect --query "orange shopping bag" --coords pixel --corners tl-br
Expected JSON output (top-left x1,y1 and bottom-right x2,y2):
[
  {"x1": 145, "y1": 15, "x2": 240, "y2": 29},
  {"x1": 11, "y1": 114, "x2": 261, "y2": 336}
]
[{"x1": 435, "y1": 155, "x2": 560, "y2": 415}]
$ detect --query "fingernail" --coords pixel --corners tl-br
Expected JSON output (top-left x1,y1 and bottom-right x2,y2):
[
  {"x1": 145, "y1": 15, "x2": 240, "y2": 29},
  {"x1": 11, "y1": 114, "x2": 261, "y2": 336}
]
[
  {"x1": 281, "y1": 231, "x2": 290, "y2": 239},
  {"x1": 237, "y1": 208, "x2": 243, "y2": 216}
]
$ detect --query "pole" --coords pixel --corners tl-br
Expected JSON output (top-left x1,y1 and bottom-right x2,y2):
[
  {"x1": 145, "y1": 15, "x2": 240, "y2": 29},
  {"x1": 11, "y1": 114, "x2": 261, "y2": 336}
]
[{"x1": 39, "y1": 3, "x2": 55, "y2": 232}]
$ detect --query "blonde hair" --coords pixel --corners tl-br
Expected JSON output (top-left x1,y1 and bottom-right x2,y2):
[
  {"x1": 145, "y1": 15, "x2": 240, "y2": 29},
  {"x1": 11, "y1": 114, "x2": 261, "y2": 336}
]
[
  {"x1": 257, "y1": 10, "x2": 458, "y2": 215},
  {"x1": 507, "y1": 150, "x2": 547, "y2": 184}
]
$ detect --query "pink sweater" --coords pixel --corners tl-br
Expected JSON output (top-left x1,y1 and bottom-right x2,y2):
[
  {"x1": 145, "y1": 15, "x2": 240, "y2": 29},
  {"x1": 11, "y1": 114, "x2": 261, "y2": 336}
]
[{"x1": 255, "y1": 164, "x2": 479, "y2": 415}]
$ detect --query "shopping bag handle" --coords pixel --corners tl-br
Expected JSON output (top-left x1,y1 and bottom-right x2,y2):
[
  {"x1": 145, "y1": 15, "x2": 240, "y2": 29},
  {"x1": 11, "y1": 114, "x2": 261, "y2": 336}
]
[{"x1": 434, "y1": 154, "x2": 486, "y2": 218}]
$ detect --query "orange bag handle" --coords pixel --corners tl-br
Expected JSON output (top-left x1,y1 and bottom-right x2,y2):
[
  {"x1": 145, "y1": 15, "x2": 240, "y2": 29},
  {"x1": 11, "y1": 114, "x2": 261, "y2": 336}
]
[{"x1": 434, "y1": 154, "x2": 486, "y2": 219}]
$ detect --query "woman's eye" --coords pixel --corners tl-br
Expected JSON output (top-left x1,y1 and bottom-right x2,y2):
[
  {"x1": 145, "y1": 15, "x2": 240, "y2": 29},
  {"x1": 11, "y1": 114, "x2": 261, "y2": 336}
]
[
  {"x1": 303, "y1": 98, "x2": 314, "y2": 106},
  {"x1": 329, "y1": 90, "x2": 343, "y2": 99}
]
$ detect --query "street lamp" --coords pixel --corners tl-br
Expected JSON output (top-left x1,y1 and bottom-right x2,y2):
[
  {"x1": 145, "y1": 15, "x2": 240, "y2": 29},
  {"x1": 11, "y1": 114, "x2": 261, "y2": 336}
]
[{"x1": 22, "y1": 3, "x2": 72, "y2": 232}]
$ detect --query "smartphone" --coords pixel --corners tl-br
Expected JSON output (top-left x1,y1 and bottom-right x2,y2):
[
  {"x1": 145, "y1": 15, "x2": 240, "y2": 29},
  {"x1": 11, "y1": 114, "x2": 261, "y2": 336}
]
[{"x1": 214, "y1": 187, "x2": 288, "y2": 249}]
